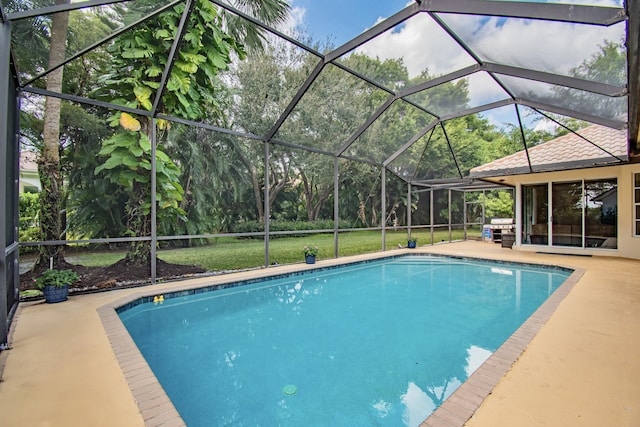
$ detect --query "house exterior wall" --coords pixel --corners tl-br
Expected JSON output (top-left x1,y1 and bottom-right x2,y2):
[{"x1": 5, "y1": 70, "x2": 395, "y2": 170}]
[
  {"x1": 19, "y1": 151, "x2": 40, "y2": 193},
  {"x1": 19, "y1": 169, "x2": 40, "y2": 193},
  {"x1": 505, "y1": 163, "x2": 640, "y2": 260}
]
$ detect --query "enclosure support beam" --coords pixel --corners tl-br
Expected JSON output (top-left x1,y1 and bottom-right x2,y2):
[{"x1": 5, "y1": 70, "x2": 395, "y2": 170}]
[
  {"x1": 7, "y1": 0, "x2": 127, "y2": 20},
  {"x1": 381, "y1": 167, "x2": 386, "y2": 251},
  {"x1": 463, "y1": 191, "x2": 467, "y2": 240},
  {"x1": 336, "y1": 95, "x2": 395, "y2": 157},
  {"x1": 448, "y1": 189, "x2": 452, "y2": 242},
  {"x1": 264, "y1": 143, "x2": 270, "y2": 268},
  {"x1": 327, "y1": 4, "x2": 419, "y2": 61},
  {"x1": 0, "y1": 18, "x2": 18, "y2": 346},
  {"x1": 151, "y1": 0, "x2": 195, "y2": 116},
  {"x1": 265, "y1": 60, "x2": 325, "y2": 142},
  {"x1": 0, "y1": 19, "x2": 10, "y2": 346},
  {"x1": 430, "y1": 189, "x2": 434, "y2": 245},
  {"x1": 515, "y1": 105, "x2": 534, "y2": 173},
  {"x1": 514, "y1": 186, "x2": 522, "y2": 246},
  {"x1": 483, "y1": 62, "x2": 626, "y2": 97},
  {"x1": 419, "y1": 0, "x2": 624, "y2": 26},
  {"x1": 517, "y1": 98, "x2": 626, "y2": 129},
  {"x1": 333, "y1": 157, "x2": 339, "y2": 258},
  {"x1": 407, "y1": 183, "x2": 412, "y2": 240},
  {"x1": 150, "y1": 119, "x2": 157, "y2": 284},
  {"x1": 482, "y1": 190, "x2": 486, "y2": 231},
  {"x1": 10, "y1": 86, "x2": 20, "y2": 337},
  {"x1": 628, "y1": 0, "x2": 640, "y2": 159},
  {"x1": 18, "y1": 0, "x2": 182, "y2": 88}
]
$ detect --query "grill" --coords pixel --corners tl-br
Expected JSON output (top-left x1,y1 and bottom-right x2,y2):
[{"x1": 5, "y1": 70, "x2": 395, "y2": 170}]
[{"x1": 483, "y1": 218, "x2": 515, "y2": 243}]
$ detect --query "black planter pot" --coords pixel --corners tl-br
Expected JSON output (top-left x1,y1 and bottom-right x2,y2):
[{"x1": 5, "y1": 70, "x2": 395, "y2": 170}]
[
  {"x1": 42, "y1": 284, "x2": 69, "y2": 303},
  {"x1": 305, "y1": 255, "x2": 316, "y2": 264},
  {"x1": 408, "y1": 241, "x2": 417, "y2": 248}
]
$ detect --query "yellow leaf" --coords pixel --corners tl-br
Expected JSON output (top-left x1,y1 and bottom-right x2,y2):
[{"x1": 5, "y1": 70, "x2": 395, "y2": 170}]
[{"x1": 119, "y1": 113, "x2": 141, "y2": 132}]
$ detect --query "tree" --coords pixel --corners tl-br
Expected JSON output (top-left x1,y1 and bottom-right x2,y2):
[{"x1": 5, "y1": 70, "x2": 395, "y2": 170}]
[
  {"x1": 35, "y1": 0, "x2": 70, "y2": 270},
  {"x1": 161, "y1": 126, "x2": 253, "y2": 237},
  {"x1": 94, "y1": 0, "x2": 289, "y2": 265},
  {"x1": 484, "y1": 191, "x2": 514, "y2": 219},
  {"x1": 538, "y1": 40, "x2": 627, "y2": 125},
  {"x1": 230, "y1": 38, "x2": 313, "y2": 221},
  {"x1": 11, "y1": 0, "x2": 119, "y2": 270}
]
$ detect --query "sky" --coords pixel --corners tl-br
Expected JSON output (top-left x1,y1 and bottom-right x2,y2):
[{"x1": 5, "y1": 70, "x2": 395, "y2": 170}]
[
  {"x1": 288, "y1": 0, "x2": 410, "y2": 47},
  {"x1": 284, "y1": 0, "x2": 626, "y2": 130}
]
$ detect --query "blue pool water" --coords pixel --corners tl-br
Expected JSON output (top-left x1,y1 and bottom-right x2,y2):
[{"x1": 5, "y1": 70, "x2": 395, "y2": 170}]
[{"x1": 119, "y1": 255, "x2": 570, "y2": 426}]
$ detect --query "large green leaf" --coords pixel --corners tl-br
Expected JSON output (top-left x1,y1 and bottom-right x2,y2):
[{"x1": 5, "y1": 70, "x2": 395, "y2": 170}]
[
  {"x1": 121, "y1": 154, "x2": 139, "y2": 168},
  {"x1": 95, "y1": 154, "x2": 125, "y2": 172},
  {"x1": 156, "y1": 150, "x2": 170, "y2": 162},
  {"x1": 134, "y1": 85, "x2": 153, "y2": 105},
  {"x1": 209, "y1": 51, "x2": 228, "y2": 70},
  {"x1": 130, "y1": 144, "x2": 144, "y2": 157},
  {"x1": 138, "y1": 134, "x2": 151, "y2": 152},
  {"x1": 175, "y1": 60, "x2": 198, "y2": 74}
]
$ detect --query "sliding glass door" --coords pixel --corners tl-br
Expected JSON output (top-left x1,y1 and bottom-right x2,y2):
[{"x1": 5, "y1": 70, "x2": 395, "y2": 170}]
[
  {"x1": 522, "y1": 179, "x2": 617, "y2": 249},
  {"x1": 585, "y1": 179, "x2": 617, "y2": 248},
  {"x1": 551, "y1": 181, "x2": 583, "y2": 247},
  {"x1": 522, "y1": 184, "x2": 548, "y2": 244}
]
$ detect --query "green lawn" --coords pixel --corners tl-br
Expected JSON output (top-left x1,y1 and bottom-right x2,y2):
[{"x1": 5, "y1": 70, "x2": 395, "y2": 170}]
[{"x1": 65, "y1": 228, "x2": 479, "y2": 272}]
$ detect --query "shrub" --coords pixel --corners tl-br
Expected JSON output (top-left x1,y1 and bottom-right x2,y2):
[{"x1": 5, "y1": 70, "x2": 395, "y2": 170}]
[
  {"x1": 19, "y1": 193, "x2": 40, "y2": 228},
  {"x1": 232, "y1": 220, "x2": 352, "y2": 238},
  {"x1": 19, "y1": 193, "x2": 41, "y2": 254},
  {"x1": 19, "y1": 227, "x2": 41, "y2": 254}
]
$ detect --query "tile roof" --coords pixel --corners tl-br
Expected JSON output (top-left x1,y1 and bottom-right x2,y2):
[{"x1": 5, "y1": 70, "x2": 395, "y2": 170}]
[{"x1": 470, "y1": 124, "x2": 628, "y2": 178}]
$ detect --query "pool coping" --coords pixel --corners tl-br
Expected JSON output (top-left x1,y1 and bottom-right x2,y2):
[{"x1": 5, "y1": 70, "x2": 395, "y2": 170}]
[{"x1": 97, "y1": 253, "x2": 584, "y2": 427}]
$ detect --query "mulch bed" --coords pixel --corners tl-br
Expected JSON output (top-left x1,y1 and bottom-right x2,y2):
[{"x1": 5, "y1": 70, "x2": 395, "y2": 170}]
[{"x1": 19, "y1": 258, "x2": 208, "y2": 295}]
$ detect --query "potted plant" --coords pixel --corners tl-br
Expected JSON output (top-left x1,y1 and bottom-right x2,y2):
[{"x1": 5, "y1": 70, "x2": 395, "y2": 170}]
[
  {"x1": 407, "y1": 236, "x2": 417, "y2": 249},
  {"x1": 35, "y1": 269, "x2": 79, "y2": 303},
  {"x1": 303, "y1": 245, "x2": 319, "y2": 264}
]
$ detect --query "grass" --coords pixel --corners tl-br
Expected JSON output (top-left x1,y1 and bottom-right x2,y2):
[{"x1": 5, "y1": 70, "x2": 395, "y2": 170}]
[{"x1": 60, "y1": 228, "x2": 480, "y2": 272}]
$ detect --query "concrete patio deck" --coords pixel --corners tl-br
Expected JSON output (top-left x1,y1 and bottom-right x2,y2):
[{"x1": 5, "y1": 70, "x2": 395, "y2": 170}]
[{"x1": 0, "y1": 241, "x2": 638, "y2": 426}]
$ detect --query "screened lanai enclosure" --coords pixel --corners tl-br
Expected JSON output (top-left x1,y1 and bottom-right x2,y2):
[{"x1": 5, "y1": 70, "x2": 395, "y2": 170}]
[{"x1": 1, "y1": 0, "x2": 639, "y2": 344}]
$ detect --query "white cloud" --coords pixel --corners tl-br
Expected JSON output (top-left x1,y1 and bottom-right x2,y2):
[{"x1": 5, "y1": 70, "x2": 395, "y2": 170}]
[
  {"x1": 448, "y1": 15, "x2": 625, "y2": 76},
  {"x1": 533, "y1": 118, "x2": 558, "y2": 133},
  {"x1": 354, "y1": 11, "x2": 625, "y2": 81},
  {"x1": 350, "y1": 9, "x2": 625, "y2": 117},
  {"x1": 282, "y1": 6, "x2": 307, "y2": 35},
  {"x1": 356, "y1": 14, "x2": 476, "y2": 78}
]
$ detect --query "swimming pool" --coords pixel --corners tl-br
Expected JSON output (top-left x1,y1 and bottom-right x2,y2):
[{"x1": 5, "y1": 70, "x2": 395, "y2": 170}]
[{"x1": 116, "y1": 255, "x2": 572, "y2": 426}]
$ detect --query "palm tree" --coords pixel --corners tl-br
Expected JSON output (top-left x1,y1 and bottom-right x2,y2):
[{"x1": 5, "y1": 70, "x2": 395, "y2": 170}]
[
  {"x1": 222, "y1": 0, "x2": 290, "y2": 51},
  {"x1": 34, "y1": 0, "x2": 70, "y2": 271}
]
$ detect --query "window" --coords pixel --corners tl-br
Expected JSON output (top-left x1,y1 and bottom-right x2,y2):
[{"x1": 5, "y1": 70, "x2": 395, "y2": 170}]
[
  {"x1": 635, "y1": 173, "x2": 640, "y2": 236},
  {"x1": 23, "y1": 186, "x2": 39, "y2": 194}
]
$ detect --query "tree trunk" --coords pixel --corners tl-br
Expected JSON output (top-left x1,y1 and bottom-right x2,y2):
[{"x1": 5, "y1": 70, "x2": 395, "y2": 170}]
[
  {"x1": 34, "y1": 0, "x2": 70, "y2": 271},
  {"x1": 267, "y1": 156, "x2": 289, "y2": 210},
  {"x1": 249, "y1": 164, "x2": 264, "y2": 222},
  {"x1": 124, "y1": 119, "x2": 153, "y2": 267},
  {"x1": 237, "y1": 149, "x2": 264, "y2": 222},
  {"x1": 124, "y1": 181, "x2": 152, "y2": 266},
  {"x1": 301, "y1": 173, "x2": 331, "y2": 221}
]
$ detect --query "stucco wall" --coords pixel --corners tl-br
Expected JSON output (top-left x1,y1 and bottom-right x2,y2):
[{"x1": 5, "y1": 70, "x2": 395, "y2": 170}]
[{"x1": 505, "y1": 163, "x2": 640, "y2": 260}]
